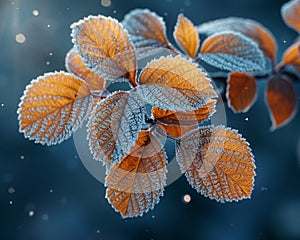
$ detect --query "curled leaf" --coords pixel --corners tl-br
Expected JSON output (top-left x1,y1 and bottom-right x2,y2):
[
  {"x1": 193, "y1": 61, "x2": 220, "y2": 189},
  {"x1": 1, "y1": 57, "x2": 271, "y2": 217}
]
[
  {"x1": 176, "y1": 126, "x2": 255, "y2": 202},
  {"x1": 65, "y1": 48, "x2": 106, "y2": 92},
  {"x1": 137, "y1": 55, "x2": 217, "y2": 111},
  {"x1": 279, "y1": 41, "x2": 300, "y2": 71},
  {"x1": 281, "y1": 0, "x2": 300, "y2": 32},
  {"x1": 226, "y1": 72, "x2": 257, "y2": 113},
  {"x1": 266, "y1": 75, "x2": 297, "y2": 130},
  {"x1": 18, "y1": 72, "x2": 93, "y2": 145},
  {"x1": 198, "y1": 17, "x2": 277, "y2": 60},
  {"x1": 152, "y1": 99, "x2": 216, "y2": 125},
  {"x1": 174, "y1": 14, "x2": 200, "y2": 58},
  {"x1": 106, "y1": 130, "x2": 167, "y2": 218},
  {"x1": 157, "y1": 123, "x2": 197, "y2": 139},
  {"x1": 153, "y1": 99, "x2": 217, "y2": 139},
  {"x1": 87, "y1": 91, "x2": 146, "y2": 168},
  {"x1": 71, "y1": 15, "x2": 137, "y2": 86},
  {"x1": 122, "y1": 9, "x2": 171, "y2": 58},
  {"x1": 200, "y1": 31, "x2": 265, "y2": 72}
]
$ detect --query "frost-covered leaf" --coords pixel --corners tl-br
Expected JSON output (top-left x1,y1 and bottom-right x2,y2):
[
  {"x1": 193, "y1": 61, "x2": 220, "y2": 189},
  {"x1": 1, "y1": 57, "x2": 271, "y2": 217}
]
[
  {"x1": 198, "y1": 17, "x2": 277, "y2": 60},
  {"x1": 137, "y1": 56, "x2": 217, "y2": 111},
  {"x1": 65, "y1": 48, "x2": 106, "y2": 92},
  {"x1": 87, "y1": 91, "x2": 146, "y2": 168},
  {"x1": 18, "y1": 72, "x2": 93, "y2": 145},
  {"x1": 173, "y1": 14, "x2": 200, "y2": 58},
  {"x1": 176, "y1": 126, "x2": 255, "y2": 202},
  {"x1": 279, "y1": 41, "x2": 300, "y2": 71},
  {"x1": 71, "y1": 15, "x2": 137, "y2": 86},
  {"x1": 200, "y1": 31, "x2": 265, "y2": 72},
  {"x1": 152, "y1": 99, "x2": 216, "y2": 125},
  {"x1": 281, "y1": 0, "x2": 300, "y2": 32},
  {"x1": 122, "y1": 9, "x2": 171, "y2": 58},
  {"x1": 106, "y1": 130, "x2": 167, "y2": 218},
  {"x1": 226, "y1": 72, "x2": 257, "y2": 113},
  {"x1": 266, "y1": 75, "x2": 297, "y2": 131}
]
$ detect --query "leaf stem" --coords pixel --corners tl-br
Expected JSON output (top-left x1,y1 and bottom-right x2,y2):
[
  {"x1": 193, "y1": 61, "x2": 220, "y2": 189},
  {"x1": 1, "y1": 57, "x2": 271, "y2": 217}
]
[{"x1": 142, "y1": 115, "x2": 157, "y2": 130}]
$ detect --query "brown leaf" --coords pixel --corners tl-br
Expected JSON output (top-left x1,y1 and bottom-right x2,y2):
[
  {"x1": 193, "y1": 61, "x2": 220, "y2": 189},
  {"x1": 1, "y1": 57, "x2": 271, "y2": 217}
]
[
  {"x1": 266, "y1": 75, "x2": 297, "y2": 130},
  {"x1": 157, "y1": 123, "x2": 197, "y2": 139},
  {"x1": 173, "y1": 14, "x2": 200, "y2": 58},
  {"x1": 281, "y1": 0, "x2": 300, "y2": 32},
  {"x1": 138, "y1": 55, "x2": 217, "y2": 111},
  {"x1": 71, "y1": 15, "x2": 137, "y2": 86},
  {"x1": 226, "y1": 72, "x2": 257, "y2": 113},
  {"x1": 279, "y1": 41, "x2": 300, "y2": 71},
  {"x1": 17, "y1": 72, "x2": 93, "y2": 145},
  {"x1": 106, "y1": 130, "x2": 167, "y2": 218},
  {"x1": 65, "y1": 48, "x2": 105, "y2": 92},
  {"x1": 200, "y1": 31, "x2": 265, "y2": 72},
  {"x1": 87, "y1": 91, "x2": 146, "y2": 168},
  {"x1": 176, "y1": 126, "x2": 255, "y2": 202},
  {"x1": 152, "y1": 99, "x2": 216, "y2": 139},
  {"x1": 198, "y1": 17, "x2": 277, "y2": 60},
  {"x1": 152, "y1": 99, "x2": 216, "y2": 125}
]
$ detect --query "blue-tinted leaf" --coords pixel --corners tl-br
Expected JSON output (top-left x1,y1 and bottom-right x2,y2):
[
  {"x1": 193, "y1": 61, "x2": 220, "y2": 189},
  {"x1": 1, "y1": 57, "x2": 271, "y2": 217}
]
[
  {"x1": 87, "y1": 91, "x2": 146, "y2": 168},
  {"x1": 198, "y1": 17, "x2": 277, "y2": 60},
  {"x1": 200, "y1": 31, "x2": 265, "y2": 72},
  {"x1": 122, "y1": 9, "x2": 172, "y2": 59}
]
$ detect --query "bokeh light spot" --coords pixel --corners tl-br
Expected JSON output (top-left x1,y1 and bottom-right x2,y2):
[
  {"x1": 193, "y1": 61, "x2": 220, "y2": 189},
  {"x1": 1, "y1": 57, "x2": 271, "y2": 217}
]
[
  {"x1": 15, "y1": 33, "x2": 26, "y2": 44},
  {"x1": 28, "y1": 211, "x2": 34, "y2": 217},
  {"x1": 32, "y1": 10, "x2": 39, "y2": 16},
  {"x1": 101, "y1": 0, "x2": 111, "y2": 7},
  {"x1": 183, "y1": 194, "x2": 191, "y2": 203},
  {"x1": 8, "y1": 187, "x2": 15, "y2": 194}
]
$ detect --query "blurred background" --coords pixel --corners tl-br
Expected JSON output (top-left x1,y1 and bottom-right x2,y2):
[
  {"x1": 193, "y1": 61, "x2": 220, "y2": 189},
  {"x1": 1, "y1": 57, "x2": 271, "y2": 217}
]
[{"x1": 1, "y1": 0, "x2": 300, "y2": 239}]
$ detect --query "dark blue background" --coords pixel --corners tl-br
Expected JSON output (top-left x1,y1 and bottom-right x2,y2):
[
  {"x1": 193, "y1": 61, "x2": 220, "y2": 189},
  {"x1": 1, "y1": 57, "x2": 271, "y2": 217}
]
[{"x1": 1, "y1": 0, "x2": 300, "y2": 239}]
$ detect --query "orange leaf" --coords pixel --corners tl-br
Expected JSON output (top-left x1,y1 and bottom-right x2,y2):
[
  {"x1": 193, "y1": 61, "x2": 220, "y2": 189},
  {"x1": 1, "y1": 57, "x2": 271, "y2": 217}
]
[
  {"x1": 71, "y1": 15, "x2": 137, "y2": 86},
  {"x1": 122, "y1": 9, "x2": 171, "y2": 58},
  {"x1": 153, "y1": 99, "x2": 216, "y2": 139},
  {"x1": 138, "y1": 55, "x2": 217, "y2": 111},
  {"x1": 281, "y1": 0, "x2": 300, "y2": 32},
  {"x1": 266, "y1": 75, "x2": 297, "y2": 130},
  {"x1": 152, "y1": 99, "x2": 216, "y2": 125},
  {"x1": 198, "y1": 17, "x2": 277, "y2": 60},
  {"x1": 279, "y1": 41, "x2": 300, "y2": 71},
  {"x1": 65, "y1": 48, "x2": 105, "y2": 92},
  {"x1": 226, "y1": 72, "x2": 257, "y2": 113},
  {"x1": 87, "y1": 91, "x2": 146, "y2": 168},
  {"x1": 106, "y1": 130, "x2": 167, "y2": 218},
  {"x1": 157, "y1": 122, "x2": 197, "y2": 139},
  {"x1": 177, "y1": 126, "x2": 255, "y2": 202},
  {"x1": 173, "y1": 14, "x2": 200, "y2": 58},
  {"x1": 200, "y1": 31, "x2": 265, "y2": 72},
  {"x1": 18, "y1": 72, "x2": 93, "y2": 145}
]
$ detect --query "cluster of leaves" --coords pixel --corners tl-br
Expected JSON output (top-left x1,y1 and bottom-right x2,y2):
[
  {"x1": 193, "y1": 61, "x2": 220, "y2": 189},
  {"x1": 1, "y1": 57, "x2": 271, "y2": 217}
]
[
  {"x1": 124, "y1": 1, "x2": 300, "y2": 131},
  {"x1": 200, "y1": 0, "x2": 300, "y2": 130},
  {"x1": 19, "y1": 6, "x2": 291, "y2": 218}
]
